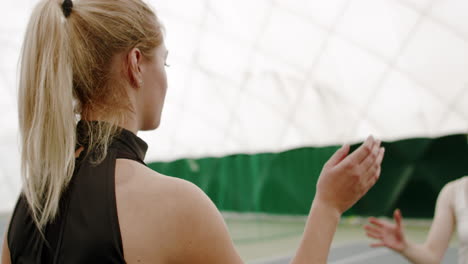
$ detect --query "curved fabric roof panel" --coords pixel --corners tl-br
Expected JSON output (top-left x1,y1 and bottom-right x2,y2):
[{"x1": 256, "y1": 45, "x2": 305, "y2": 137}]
[{"x1": 0, "y1": 0, "x2": 467, "y2": 212}]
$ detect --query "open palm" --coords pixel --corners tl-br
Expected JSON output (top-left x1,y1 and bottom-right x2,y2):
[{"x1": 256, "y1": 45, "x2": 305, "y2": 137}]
[{"x1": 364, "y1": 209, "x2": 407, "y2": 252}]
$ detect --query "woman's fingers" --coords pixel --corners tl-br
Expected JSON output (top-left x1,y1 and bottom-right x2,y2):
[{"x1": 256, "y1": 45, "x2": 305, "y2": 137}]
[
  {"x1": 366, "y1": 165, "x2": 381, "y2": 187},
  {"x1": 316, "y1": 135, "x2": 384, "y2": 213},
  {"x1": 364, "y1": 147, "x2": 385, "y2": 186},
  {"x1": 340, "y1": 136, "x2": 375, "y2": 168},
  {"x1": 360, "y1": 140, "x2": 381, "y2": 172},
  {"x1": 368, "y1": 217, "x2": 387, "y2": 228},
  {"x1": 366, "y1": 148, "x2": 384, "y2": 177},
  {"x1": 370, "y1": 242, "x2": 386, "y2": 248},
  {"x1": 366, "y1": 231, "x2": 382, "y2": 240},
  {"x1": 364, "y1": 224, "x2": 381, "y2": 234},
  {"x1": 325, "y1": 144, "x2": 350, "y2": 168},
  {"x1": 376, "y1": 147, "x2": 385, "y2": 164},
  {"x1": 394, "y1": 209, "x2": 403, "y2": 229},
  {"x1": 368, "y1": 147, "x2": 385, "y2": 173},
  {"x1": 364, "y1": 146, "x2": 384, "y2": 174}
]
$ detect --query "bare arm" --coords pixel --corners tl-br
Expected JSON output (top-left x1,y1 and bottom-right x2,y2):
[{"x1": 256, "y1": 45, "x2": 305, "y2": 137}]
[
  {"x1": 168, "y1": 180, "x2": 245, "y2": 264},
  {"x1": 173, "y1": 136, "x2": 383, "y2": 264},
  {"x1": 365, "y1": 182, "x2": 456, "y2": 264},
  {"x1": 291, "y1": 199, "x2": 341, "y2": 263},
  {"x1": 292, "y1": 137, "x2": 384, "y2": 263},
  {"x1": 404, "y1": 182, "x2": 456, "y2": 263},
  {"x1": 2, "y1": 228, "x2": 11, "y2": 264}
]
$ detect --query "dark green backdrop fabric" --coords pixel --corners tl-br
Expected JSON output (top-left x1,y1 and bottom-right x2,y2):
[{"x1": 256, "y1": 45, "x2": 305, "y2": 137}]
[{"x1": 148, "y1": 134, "x2": 468, "y2": 218}]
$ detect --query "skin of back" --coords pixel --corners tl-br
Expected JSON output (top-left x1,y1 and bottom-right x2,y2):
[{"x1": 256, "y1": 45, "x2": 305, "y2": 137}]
[
  {"x1": 2, "y1": 232, "x2": 11, "y2": 264},
  {"x1": 115, "y1": 158, "x2": 244, "y2": 263}
]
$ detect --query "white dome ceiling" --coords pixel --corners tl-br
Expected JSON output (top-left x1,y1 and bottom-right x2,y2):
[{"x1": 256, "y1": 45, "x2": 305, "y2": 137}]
[{"x1": 1, "y1": 0, "x2": 467, "y2": 211}]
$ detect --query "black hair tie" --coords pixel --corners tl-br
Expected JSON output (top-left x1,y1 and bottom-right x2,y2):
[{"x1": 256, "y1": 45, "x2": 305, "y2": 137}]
[{"x1": 62, "y1": 0, "x2": 73, "y2": 18}]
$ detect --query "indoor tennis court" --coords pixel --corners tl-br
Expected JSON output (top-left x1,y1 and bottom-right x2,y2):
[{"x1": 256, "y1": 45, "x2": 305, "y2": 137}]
[
  {"x1": 2, "y1": 214, "x2": 457, "y2": 263},
  {"x1": 1, "y1": 0, "x2": 468, "y2": 262}
]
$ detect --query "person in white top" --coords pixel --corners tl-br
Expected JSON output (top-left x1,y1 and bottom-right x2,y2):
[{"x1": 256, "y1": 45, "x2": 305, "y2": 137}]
[{"x1": 364, "y1": 176, "x2": 468, "y2": 264}]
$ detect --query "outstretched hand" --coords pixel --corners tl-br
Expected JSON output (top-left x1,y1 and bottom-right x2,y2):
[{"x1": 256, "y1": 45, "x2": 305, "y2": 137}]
[
  {"x1": 316, "y1": 136, "x2": 385, "y2": 214},
  {"x1": 364, "y1": 209, "x2": 408, "y2": 252}
]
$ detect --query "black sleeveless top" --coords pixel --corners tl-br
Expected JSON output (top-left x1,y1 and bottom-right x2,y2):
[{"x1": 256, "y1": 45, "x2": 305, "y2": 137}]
[{"x1": 7, "y1": 122, "x2": 148, "y2": 263}]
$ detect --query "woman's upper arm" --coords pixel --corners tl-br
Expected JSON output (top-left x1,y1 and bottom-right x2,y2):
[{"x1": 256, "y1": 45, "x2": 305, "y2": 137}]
[
  {"x1": 168, "y1": 180, "x2": 244, "y2": 264},
  {"x1": 424, "y1": 181, "x2": 456, "y2": 261},
  {"x1": 2, "y1": 231, "x2": 11, "y2": 264}
]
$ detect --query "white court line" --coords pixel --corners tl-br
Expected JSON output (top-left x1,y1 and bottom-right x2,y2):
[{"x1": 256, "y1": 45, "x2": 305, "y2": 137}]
[{"x1": 328, "y1": 248, "x2": 389, "y2": 264}]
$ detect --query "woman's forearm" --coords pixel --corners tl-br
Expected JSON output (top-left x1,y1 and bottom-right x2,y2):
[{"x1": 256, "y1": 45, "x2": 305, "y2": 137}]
[
  {"x1": 289, "y1": 138, "x2": 382, "y2": 264},
  {"x1": 400, "y1": 241, "x2": 440, "y2": 264},
  {"x1": 290, "y1": 198, "x2": 341, "y2": 264}
]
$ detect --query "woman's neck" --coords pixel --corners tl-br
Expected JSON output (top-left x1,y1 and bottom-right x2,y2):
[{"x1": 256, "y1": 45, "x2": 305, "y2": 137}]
[{"x1": 81, "y1": 113, "x2": 139, "y2": 135}]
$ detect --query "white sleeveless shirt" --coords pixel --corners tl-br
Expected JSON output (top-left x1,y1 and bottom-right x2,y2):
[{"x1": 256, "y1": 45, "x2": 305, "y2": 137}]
[{"x1": 454, "y1": 176, "x2": 468, "y2": 263}]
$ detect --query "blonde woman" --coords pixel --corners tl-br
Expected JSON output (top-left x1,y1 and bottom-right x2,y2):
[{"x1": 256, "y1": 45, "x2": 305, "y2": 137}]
[
  {"x1": 1, "y1": 0, "x2": 385, "y2": 263},
  {"x1": 364, "y1": 176, "x2": 468, "y2": 264}
]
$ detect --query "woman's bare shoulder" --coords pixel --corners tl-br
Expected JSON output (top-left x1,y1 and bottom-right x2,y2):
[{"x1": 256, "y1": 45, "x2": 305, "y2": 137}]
[
  {"x1": 114, "y1": 159, "x2": 241, "y2": 263},
  {"x1": 115, "y1": 159, "x2": 214, "y2": 262},
  {"x1": 442, "y1": 176, "x2": 467, "y2": 194},
  {"x1": 436, "y1": 177, "x2": 468, "y2": 210},
  {"x1": 115, "y1": 159, "x2": 201, "y2": 205},
  {"x1": 114, "y1": 158, "x2": 205, "y2": 220}
]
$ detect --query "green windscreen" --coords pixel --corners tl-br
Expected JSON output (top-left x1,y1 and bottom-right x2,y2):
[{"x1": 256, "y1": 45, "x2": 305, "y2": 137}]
[{"x1": 148, "y1": 134, "x2": 468, "y2": 218}]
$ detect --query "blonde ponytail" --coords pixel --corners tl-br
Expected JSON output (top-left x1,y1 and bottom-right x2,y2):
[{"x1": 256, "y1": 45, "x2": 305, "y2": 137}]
[
  {"x1": 18, "y1": 0, "x2": 75, "y2": 230},
  {"x1": 18, "y1": 0, "x2": 163, "y2": 231}
]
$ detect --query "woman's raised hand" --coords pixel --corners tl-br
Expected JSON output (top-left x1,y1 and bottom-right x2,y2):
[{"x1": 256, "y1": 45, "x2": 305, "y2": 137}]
[
  {"x1": 365, "y1": 209, "x2": 408, "y2": 252},
  {"x1": 315, "y1": 136, "x2": 385, "y2": 214}
]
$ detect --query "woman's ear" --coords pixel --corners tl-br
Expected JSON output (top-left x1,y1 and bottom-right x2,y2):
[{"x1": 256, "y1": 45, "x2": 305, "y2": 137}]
[{"x1": 127, "y1": 48, "x2": 143, "y2": 89}]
